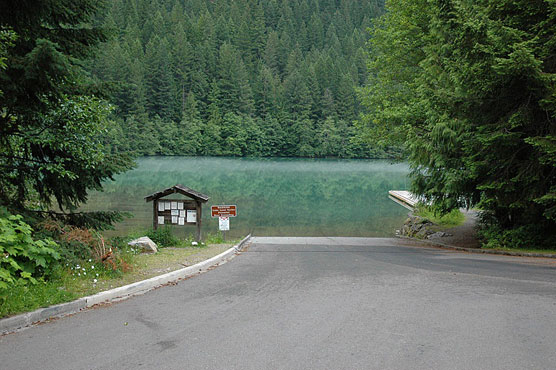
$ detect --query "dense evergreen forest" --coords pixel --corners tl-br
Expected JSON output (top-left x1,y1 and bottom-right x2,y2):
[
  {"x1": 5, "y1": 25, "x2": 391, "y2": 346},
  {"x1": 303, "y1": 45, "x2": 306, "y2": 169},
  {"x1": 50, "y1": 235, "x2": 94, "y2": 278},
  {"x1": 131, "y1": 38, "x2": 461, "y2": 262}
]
[
  {"x1": 89, "y1": 0, "x2": 390, "y2": 158},
  {"x1": 359, "y1": 0, "x2": 556, "y2": 249}
]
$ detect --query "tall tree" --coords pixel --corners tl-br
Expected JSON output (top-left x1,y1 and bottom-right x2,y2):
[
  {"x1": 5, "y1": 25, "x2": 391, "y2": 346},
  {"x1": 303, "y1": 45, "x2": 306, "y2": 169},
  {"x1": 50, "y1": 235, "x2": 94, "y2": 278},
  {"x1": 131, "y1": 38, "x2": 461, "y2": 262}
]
[
  {"x1": 359, "y1": 0, "x2": 556, "y2": 248},
  {"x1": 145, "y1": 36, "x2": 176, "y2": 120},
  {"x1": 0, "y1": 0, "x2": 133, "y2": 227}
]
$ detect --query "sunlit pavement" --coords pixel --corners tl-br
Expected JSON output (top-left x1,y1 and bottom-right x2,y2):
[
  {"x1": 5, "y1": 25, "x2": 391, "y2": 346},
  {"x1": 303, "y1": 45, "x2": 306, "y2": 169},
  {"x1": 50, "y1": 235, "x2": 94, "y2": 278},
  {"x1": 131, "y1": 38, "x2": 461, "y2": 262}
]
[{"x1": 1, "y1": 237, "x2": 555, "y2": 370}]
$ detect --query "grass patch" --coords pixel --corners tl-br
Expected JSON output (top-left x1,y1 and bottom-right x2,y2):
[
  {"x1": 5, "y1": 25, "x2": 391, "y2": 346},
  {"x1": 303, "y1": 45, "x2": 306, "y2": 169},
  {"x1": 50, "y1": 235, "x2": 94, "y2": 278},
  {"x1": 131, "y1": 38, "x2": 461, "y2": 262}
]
[
  {"x1": 0, "y1": 277, "x2": 76, "y2": 318},
  {"x1": 414, "y1": 205, "x2": 465, "y2": 228}
]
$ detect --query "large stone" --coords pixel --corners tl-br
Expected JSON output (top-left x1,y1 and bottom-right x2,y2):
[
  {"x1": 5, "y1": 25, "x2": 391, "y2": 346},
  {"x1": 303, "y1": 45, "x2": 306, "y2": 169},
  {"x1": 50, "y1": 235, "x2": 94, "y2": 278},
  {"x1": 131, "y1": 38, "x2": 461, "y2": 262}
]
[
  {"x1": 128, "y1": 236, "x2": 158, "y2": 253},
  {"x1": 427, "y1": 231, "x2": 452, "y2": 239},
  {"x1": 415, "y1": 229, "x2": 430, "y2": 239},
  {"x1": 410, "y1": 222, "x2": 423, "y2": 234},
  {"x1": 401, "y1": 212, "x2": 436, "y2": 238}
]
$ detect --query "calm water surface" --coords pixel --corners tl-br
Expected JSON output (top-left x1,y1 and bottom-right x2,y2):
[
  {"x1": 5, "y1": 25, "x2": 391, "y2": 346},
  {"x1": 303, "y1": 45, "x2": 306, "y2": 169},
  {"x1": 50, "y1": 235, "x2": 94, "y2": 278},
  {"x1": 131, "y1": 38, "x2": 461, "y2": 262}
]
[{"x1": 84, "y1": 157, "x2": 410, "y2": 238}]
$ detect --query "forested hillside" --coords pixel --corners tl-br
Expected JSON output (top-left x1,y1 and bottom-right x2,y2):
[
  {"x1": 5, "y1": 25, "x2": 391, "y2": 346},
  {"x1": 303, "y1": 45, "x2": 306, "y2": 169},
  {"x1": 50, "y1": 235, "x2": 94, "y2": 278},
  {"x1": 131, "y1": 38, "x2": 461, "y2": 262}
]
[{"x1": 90, "y1": 0, "x2": 389, "y2": 158}]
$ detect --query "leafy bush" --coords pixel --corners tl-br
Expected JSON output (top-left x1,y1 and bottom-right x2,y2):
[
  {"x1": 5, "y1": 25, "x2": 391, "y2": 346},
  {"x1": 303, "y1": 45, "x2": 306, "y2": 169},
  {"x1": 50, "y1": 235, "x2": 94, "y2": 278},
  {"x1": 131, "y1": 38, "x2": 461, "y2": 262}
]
[
  {"x1": 478, "y1": 213, "x2": 556, "y2": 250},
  {"x1": 146, "y1": 227, "x2": 179, "y2": 248},
  {"x1": 38, "y1": 219, "x2": 131, "y2": 273},
  {"x1": 0, "y1": 215, "x2": 60, "y2": 290},
  {"x1": 39, "y1": 219, "x2": 97, "y2": 263}
]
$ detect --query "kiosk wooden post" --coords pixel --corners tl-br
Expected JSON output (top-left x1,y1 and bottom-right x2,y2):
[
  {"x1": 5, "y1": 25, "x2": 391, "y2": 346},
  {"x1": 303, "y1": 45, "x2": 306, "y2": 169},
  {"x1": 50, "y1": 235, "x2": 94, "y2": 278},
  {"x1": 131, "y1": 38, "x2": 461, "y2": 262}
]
[
  {"x1": 153, "y1": 199, "x2": 158, "y2": 230},
  {"x1": 195, "y1": 200, "x2": 202, "y2": 242}
]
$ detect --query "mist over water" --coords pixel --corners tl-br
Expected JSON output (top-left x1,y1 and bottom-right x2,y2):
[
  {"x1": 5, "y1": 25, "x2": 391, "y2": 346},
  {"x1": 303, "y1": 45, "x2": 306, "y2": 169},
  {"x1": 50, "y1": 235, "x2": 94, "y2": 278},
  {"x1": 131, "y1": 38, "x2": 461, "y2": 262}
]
[{"x1": 83, "y1": 157, "x2": 411, "y2": 238}]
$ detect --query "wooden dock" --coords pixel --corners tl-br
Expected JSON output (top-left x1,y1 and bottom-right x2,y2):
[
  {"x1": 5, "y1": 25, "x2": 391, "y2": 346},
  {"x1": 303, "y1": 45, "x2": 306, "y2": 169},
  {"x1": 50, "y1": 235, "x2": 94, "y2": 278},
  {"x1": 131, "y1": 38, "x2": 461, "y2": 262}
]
[{"x1": 388, "y1": 190, "x2": 420, "y2": 210}]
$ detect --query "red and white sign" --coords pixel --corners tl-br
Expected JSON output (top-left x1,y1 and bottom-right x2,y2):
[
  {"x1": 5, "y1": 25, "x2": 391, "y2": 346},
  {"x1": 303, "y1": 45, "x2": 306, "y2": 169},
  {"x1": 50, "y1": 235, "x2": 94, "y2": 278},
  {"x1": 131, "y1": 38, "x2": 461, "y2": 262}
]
[{"x1": 211, "y1": 205, "x2": 237, "y2": 218}]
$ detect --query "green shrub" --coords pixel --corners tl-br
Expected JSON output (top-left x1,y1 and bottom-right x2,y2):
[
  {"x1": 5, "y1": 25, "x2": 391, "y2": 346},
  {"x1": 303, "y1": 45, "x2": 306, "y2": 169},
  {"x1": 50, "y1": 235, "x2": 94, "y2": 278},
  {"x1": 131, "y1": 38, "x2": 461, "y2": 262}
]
[
  {"x1": 478, "y1": 214, "x2": 556, "y2": 250},
  {"x1": 204, "y1": 232, "x2": 226, "y2": 244},
  {"x1": 146, "y1": 227, "x2": 179, "y2": 248},
  {"x1": 35, "y1": 219, "x2": 91, "y2": 263},
  {"x1": 0, "y1": 214, "x2": 60, "y2": 290}
]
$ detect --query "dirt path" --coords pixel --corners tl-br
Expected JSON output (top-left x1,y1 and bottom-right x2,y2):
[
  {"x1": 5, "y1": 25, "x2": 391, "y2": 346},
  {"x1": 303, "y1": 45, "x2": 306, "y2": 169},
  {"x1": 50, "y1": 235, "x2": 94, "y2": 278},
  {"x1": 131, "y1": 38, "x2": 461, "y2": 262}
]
[{"x1": 428, "y1": 210, "x2": 481, "y2": 249}]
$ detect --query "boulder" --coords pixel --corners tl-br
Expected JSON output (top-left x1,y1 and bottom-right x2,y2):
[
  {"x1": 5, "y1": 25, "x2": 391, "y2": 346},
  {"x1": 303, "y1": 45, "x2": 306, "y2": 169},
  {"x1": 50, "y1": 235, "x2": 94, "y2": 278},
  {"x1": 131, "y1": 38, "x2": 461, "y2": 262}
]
[
  {"x1": 427, "y1": 231, "x2": 452, "y2": 239},
  {"x1": 415, "y1": 228, "x2": 431, "y2": 239},
  {"x1": 401, "y1": 213, "x2": 436, "y2": 238},
  {"x1": 128, "y1": 236, "x2": 158, "y2": 253}
]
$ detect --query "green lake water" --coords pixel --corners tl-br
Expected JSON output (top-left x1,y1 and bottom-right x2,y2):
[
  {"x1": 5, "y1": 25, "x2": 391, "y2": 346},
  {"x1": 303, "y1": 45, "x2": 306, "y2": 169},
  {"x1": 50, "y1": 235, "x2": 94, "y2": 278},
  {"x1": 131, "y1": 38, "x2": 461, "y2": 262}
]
[{"x1": 83, "y1": 157, "x2": 411, "y2": 238}]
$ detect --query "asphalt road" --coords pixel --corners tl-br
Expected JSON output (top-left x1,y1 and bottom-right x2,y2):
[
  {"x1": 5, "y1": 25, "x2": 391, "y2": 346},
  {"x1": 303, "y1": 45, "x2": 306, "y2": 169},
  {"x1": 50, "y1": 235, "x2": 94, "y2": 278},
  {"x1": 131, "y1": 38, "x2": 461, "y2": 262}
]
[{"x1": 1, "y1": 237, "x2": 556, "y2": 370}]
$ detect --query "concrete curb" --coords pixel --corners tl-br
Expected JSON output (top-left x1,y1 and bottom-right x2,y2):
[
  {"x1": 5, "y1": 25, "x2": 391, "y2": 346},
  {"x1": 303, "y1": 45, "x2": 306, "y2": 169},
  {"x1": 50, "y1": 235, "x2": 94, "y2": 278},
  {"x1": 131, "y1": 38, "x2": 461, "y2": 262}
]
[
  {"x1": 398, "y1": 235, "x2": 556, "y2": 259},
  {"x1": 1, "y1": 234, "x2": 252, "y2": 335}
]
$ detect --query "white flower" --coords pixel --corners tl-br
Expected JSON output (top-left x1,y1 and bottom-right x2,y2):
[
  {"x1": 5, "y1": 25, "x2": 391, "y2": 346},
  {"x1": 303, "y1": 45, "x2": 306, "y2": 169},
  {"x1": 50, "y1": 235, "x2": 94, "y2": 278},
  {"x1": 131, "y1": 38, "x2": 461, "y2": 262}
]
[
  {"x1": 93, "y1": 279, "x2": 97, "y2": 283},
  {"x1": 91, "y1": 265, "x2": 94, "y2": 269},
  {"x1": 96, "y1": 273, "x2": 99, "y2": 277},
  {"x1": 89, "y1": 259, "x2": 92, "y2": 262},
  {"x1": 83, "y1": 272, "x2": 86, "y2": 276}
]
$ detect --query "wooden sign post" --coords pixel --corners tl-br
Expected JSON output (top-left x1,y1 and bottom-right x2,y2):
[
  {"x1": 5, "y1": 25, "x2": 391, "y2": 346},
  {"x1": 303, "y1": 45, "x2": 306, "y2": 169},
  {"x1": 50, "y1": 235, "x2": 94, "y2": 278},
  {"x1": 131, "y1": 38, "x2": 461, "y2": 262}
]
[{"x1": 211, "y1": 205, "x2": 237, "y2": 241}]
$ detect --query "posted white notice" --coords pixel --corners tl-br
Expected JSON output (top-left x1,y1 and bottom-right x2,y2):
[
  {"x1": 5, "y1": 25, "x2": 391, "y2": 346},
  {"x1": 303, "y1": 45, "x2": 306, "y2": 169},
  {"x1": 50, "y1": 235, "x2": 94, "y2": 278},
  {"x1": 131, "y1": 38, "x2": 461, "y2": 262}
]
[
  {"x1": 158, "y1": 216, "x2": 165, "y2": 225},
  {"x1": 187, "y1": 210, "x2": 197, "y2": 223},
  {"x1": 219, "y1": 217, "x2": 229, "y2": 231}
]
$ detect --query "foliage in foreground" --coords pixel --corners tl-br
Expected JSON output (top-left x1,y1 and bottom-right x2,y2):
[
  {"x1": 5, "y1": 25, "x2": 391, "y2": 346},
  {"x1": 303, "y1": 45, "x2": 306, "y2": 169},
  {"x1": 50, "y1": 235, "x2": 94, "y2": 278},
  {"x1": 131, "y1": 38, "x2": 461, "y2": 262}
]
[
  {"x1": 0, "y1": 216, "x2": 134, "y2": 316},
  {"x1": 359, "y1": 0, "x2": 556, "y2": 248},
  {"x1": 0, "y1": 214, "x2": 60, "y2": 290}
]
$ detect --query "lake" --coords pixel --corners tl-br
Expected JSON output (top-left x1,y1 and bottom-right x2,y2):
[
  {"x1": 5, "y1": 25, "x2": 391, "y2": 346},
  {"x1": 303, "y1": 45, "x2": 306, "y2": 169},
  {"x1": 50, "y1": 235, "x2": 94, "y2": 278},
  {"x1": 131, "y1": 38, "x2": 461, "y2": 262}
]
[{"x1": 83, "y1": 157, "x2": 411, "y2": 238}]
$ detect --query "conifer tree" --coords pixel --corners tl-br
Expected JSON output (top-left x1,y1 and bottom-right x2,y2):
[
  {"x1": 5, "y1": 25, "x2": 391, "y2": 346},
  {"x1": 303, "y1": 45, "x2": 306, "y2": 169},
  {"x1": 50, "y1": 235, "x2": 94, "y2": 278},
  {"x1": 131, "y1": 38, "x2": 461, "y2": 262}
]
[
  {"x1": 0, "y1": 0, "x2": 133, "y2": 227},
  {"x1": 360, "y1": 0, "x2": 556, "y2": 248},
  {"x1": 145, "y1": 36, "x2": 176, "y2": 120}
]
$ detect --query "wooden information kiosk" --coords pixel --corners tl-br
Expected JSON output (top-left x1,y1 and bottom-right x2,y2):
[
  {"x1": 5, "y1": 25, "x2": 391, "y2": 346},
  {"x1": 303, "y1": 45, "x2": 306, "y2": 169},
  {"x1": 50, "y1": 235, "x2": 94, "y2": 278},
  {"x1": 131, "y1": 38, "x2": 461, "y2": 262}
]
[{"x1": 145, "y1": 184, "x2": 209, "y2": 242}]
